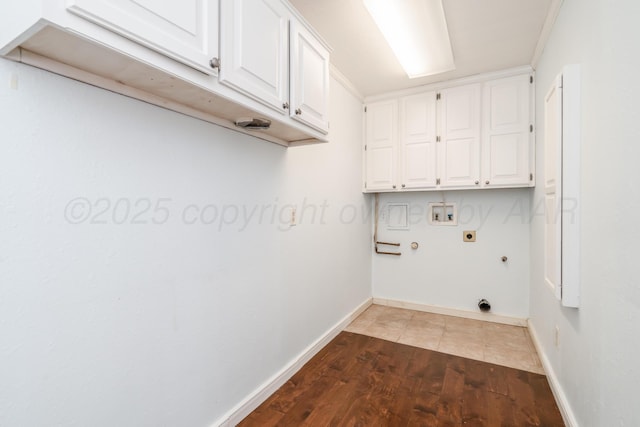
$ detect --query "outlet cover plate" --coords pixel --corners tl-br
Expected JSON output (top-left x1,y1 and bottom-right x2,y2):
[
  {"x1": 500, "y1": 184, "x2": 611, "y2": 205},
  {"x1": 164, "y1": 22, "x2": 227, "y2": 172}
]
[{"x1": 463, "y1": 230, "x2": 476, "y2": 242}]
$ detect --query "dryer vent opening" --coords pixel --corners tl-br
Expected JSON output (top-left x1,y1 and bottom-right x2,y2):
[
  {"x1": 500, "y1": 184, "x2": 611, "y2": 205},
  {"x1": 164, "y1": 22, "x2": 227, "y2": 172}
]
[{"x1": 478, "y1": 299, "x2": 491, "y2": 312}]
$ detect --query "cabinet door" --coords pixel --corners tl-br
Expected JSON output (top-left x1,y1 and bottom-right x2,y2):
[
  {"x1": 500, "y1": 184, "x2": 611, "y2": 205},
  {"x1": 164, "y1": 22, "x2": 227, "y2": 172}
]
[
  {"x1": 439, "y1": 84, "x2": 481, "y2": 188},
  {"x1": 289, "y1": 21, "x2": 330, "y2": 134},
  {"x1": 219, "y1": 0, "x2": 289, "y2": 114},
  {"x1": 365, "y1": 101, "x2": 398, "y2": 191},
  {"x1": 483, "y1": 74, "x2": 532, "y2": 187},
  {"x1": 67, "y1": 0, "x2": 218, "y2": 75},
  {"x1": 399, "y1": 92, "x2": 438, "y2": 189}
]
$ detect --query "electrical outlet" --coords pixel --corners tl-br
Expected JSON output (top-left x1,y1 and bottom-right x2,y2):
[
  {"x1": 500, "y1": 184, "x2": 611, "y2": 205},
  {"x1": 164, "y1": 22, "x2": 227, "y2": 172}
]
[
  {"x1": 463, "y1": 230, "x2": 476, "y2": 242},
  {"x1": 554, "y1": 326, "x2": 560, "y2": 348}
]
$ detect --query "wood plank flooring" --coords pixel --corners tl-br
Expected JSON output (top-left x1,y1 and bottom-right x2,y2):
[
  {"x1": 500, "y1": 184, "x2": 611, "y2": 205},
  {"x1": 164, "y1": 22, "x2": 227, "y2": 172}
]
[{"x1": 238, "y1": 332, "x2": 564, "y2": 426}]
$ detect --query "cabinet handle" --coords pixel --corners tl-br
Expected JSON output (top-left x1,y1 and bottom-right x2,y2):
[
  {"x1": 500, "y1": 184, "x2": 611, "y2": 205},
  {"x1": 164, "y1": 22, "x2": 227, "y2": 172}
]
[
  {"x1": 209, "y1": 57, "x2": 220, "y2": 70},
  {"x1": 295, "y1": 108, "x2": 302, "y2": 115},
  {"x1": 282, "y1": 102, "x2": 289, "y2": 110},
  {"x1": 475, "y1": 180, "x2": 479, "y2": 185},
  {"x1": 485, "y1": 180, "x2": 490, "y2": 185}
]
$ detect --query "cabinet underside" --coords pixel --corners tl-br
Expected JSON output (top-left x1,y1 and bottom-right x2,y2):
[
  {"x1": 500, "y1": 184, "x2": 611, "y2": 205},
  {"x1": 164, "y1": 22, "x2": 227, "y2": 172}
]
[{"x1": 13, "y1": 25, "x2": 322, "y2": 146}]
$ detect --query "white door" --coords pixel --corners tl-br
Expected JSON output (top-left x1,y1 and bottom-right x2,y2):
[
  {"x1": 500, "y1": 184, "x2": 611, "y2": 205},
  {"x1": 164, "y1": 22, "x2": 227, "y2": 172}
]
[
  {"x1": 560, "y1": 65, "x2": 581, "y2": 309},
  {"x1": 365, "y1": 101, "x2": 398, "y2": 191},
  {"x1": 439, "y1": 84, "x2": 481, "y2": 188},
  {"x1": 290, "y1": 21, "x2": 330, "y2": 134},
  {"x1": 399, "y1": 92, "x2": 438, "y2": 189},
  {"x1": 544, "y1": 75, "x2": 563, "y2": 300},
  {"x1": 219, "y1": 0, "x2": 289, "y2": 113},
  {"x1": 544, "y1": 66, "x2": 581, "y2": 308},
  {"x1": 67, "y1": 0, "x2": 219, "y2": 74},
  {"x1": 483, "y1": 74, "x2": 532, "y2": 187}
]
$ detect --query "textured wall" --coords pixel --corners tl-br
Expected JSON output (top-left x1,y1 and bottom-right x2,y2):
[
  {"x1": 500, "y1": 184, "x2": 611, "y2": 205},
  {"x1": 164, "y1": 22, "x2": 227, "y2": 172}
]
[
  {"x1": 530, "y1": 0, "x2": 640, "y2": 425},
  {"x1": 372, "y1": 189, "x2": 531, "y2": 318},
  {"x1": 0, "y1": 59, "x2": 371, "y2": 426}
]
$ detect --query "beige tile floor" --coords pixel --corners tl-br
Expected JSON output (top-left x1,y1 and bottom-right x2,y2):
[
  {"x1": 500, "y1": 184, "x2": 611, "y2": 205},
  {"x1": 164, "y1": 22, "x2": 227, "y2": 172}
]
[{"x1": 345, "y1": 304, "x2": 545, "y2": 374}]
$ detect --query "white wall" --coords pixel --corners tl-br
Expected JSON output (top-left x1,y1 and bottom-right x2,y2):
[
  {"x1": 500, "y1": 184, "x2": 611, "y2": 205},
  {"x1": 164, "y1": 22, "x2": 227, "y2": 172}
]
[
  {"x1": 373, "y1": 189, "x2": 531, "y2": 318},
  {"x1": 530, "y1": 0, "x2": 640, "y2": 425},
  {"x1": 0, "y1": 59, "x2": 371, "y2": 426}
]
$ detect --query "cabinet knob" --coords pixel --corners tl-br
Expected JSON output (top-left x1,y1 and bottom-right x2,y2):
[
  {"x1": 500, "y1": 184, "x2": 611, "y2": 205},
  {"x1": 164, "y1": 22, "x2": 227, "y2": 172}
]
[
  {"x1": 401, "y1": 184, "x2": 406, "y2": 188},
  {"x1": 282, "y1": 102, "x2": 289, "y2": 110},
  {"x1": 392, "y1": 185, "x2": 397, "y2": 189},
  {"x1": 475, "y1": 180, "x2": 479, "y2": 185},
  {"x1": 485, "y1": 180, "x2": 490, "y2": 185},
  {"x1": 295, "y1": 108, "x2": 302, "y2": 115},
  {"x1": 209, "y1": 57, "x2": 220, "y2": 70}
]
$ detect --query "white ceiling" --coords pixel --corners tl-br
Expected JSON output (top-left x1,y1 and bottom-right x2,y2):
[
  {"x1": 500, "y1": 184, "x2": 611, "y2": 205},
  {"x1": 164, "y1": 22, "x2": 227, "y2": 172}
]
[{"x1": 289, "y1": 0, "x2": 553, "y2": 97}]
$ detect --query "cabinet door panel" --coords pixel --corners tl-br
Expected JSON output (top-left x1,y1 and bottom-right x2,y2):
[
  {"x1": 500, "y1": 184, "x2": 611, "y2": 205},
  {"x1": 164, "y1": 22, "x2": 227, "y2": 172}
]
[
  {"x1": 489, "y1": 134, "x2": 523, "y2": 176},
  {"x1": 365, "y1": 101, "x2": 398, "y2": 191},
  {"x1": 220, "y1": 0, "x2": 289, "y2": 113},
  {"x1": 483, "y1": 74, "x2": 531, "y2": 186},
  {"x1": 439, "y1": 84, "x2": 481, "y2": 187},
  {"x1": 400, "y1": 92, "x2": 437, "y2": 189},
  {"x1": 290, "y1": 21, "x2": 330, "y2": 133},
  {"x1": 443, "y1": 138, "x2": 476, "y2": 183},
  {"x1": 404, "y1": 143, "x2": 437, "y2": 187},
  {"x1": 67, "y1": 0, "x2": 218, "y2": 74},
  {"x1": 369, "y1": 147, "x2": 395, "y2": 186}
]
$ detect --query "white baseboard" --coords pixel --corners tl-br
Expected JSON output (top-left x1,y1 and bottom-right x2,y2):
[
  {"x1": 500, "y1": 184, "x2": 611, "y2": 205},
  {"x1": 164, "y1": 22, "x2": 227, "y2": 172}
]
[
  {"x1": 372, "y1": 298, "x2": 528, "y2": 327},
  {"x1": 214, "y1": 297, "x2": 373, "y2": 427},
  {"x1": 527, "y1": 320, "x2": 579, "y2": 427}
]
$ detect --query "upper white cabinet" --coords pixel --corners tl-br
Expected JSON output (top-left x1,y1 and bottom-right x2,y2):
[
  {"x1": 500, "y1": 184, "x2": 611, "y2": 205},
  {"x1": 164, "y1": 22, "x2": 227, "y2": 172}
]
[
  {"x1": 289, "y1": 20, "x2": 330, "y2": 133},
  {"x1": 400, "y1": 92, "x2": 438, "y2": 189},
  {"x1": 219, "y1": 0, "x2": 289, "y2": 113},
  {"x1": 363, "y1": 70, "x2": 534, "y2": 193},
  {"x1": 219, "y1": 0, "x2": 330, "y2": 133},
  {"x1": 482, "y1": 74, "x2": 533, "y2": 187},
  {"x1": 439, "y1": 84, "x2": 482, "y2": 188},
  {"x1": 0, "y1": 0, "x2": 331, "y2": 146},
  {"x1": 67, "y1": 0, "x2": 219, "y2": 75},
  {"x1": 365, "y1": 100, "x2": 398, "y2": 191}
]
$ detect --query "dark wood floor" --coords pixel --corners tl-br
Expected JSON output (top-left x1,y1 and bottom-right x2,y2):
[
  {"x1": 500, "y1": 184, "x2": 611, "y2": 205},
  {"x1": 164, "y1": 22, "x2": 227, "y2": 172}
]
[{"x1": 239, "y1": 332, "x2": 564, "y2": 427}]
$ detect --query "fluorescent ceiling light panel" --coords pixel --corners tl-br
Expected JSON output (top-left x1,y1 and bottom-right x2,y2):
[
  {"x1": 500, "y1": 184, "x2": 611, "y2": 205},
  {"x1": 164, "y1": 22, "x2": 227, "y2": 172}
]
[{"x1": 363, "y1": 0, "x2": 455, "y2": 78}]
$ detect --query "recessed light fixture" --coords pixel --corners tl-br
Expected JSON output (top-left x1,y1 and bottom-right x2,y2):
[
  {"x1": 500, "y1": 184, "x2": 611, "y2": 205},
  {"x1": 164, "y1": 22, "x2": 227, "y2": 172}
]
[{"x1": 363, "y1": 0, "x2": 455, "y2": 78}]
